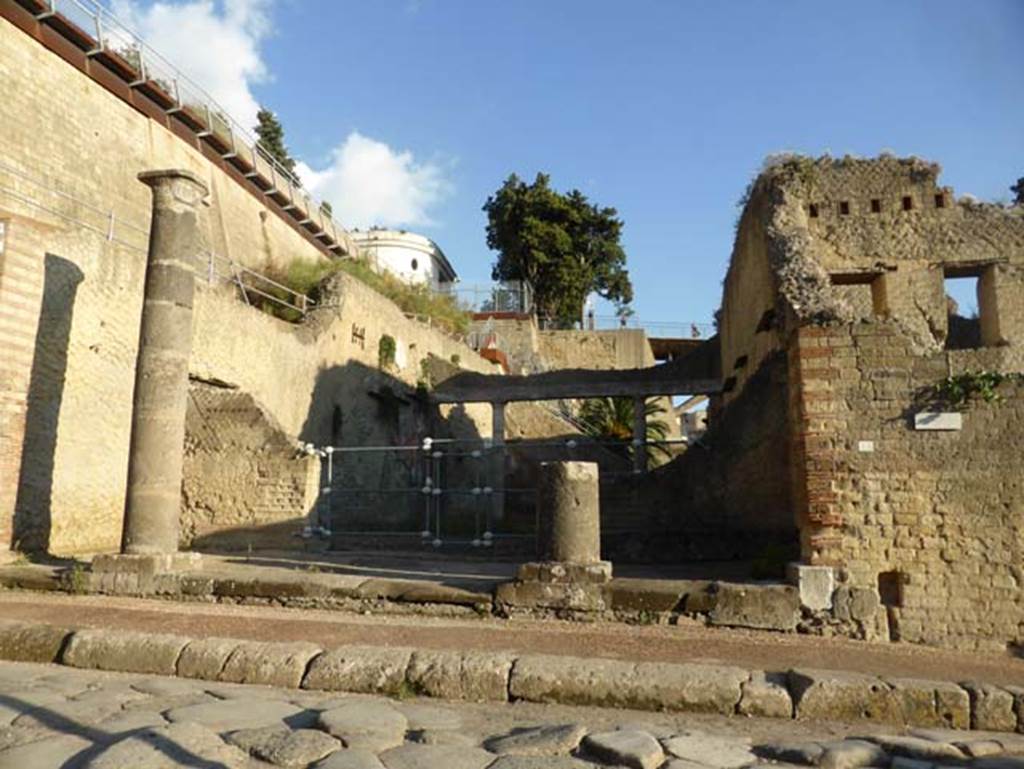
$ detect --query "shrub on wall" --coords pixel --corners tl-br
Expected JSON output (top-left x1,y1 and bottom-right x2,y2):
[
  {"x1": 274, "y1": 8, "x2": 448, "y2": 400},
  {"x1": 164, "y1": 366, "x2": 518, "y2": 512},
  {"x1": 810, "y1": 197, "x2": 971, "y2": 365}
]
[{"x1": 378, "y1": 334, "x2": 397, "y2": 370}]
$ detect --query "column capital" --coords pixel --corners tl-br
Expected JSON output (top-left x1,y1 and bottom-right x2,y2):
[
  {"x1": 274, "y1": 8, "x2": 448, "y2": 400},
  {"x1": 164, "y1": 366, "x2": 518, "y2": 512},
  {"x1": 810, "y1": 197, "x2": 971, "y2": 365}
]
[{"x1": 138, "y1": 169, "x2": 208, "y2": 206}]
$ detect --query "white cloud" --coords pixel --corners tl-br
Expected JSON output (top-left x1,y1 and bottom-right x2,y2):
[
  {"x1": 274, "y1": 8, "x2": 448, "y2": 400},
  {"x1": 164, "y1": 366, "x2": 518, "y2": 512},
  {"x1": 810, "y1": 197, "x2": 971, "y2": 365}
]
[
  {"x1": 297, "y1": 132, "x2": 450, "y2": 230},
  {"x1": 110, "y1": 0, "x2": 270, "y2": 130}
]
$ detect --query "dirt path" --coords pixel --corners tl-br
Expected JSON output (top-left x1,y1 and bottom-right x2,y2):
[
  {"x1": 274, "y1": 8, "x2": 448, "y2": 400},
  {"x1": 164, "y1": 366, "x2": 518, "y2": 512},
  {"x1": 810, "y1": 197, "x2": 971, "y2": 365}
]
[{"x1": 1, "y1": 590, "x2": 1022, "y2": 685}]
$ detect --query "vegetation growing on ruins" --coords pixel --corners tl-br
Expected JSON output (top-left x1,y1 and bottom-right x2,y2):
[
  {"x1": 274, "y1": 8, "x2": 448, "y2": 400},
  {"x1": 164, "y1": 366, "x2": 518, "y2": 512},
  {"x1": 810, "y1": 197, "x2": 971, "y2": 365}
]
[
  {"x1": 248, "y1": 256, "x2": 471, "y2": 334},
  {"x1": 378, "y1": 334, "x2": 397, "y2": 369},
  {"x1": 1013, "y1": 177, "x2": 1024, "y2": 206},
  {"x1": 336, "y1": 258, "x2": 471, "y2": 335},
  {"x1": 483, "y1": 173, "x2": 633, "y2": 325},
  {"x1": 577, "y1": 397, "x2": 670, "y2": 469},
  {"x1": 933, "y1": 370, "x2": 1024, "y2": 409}
]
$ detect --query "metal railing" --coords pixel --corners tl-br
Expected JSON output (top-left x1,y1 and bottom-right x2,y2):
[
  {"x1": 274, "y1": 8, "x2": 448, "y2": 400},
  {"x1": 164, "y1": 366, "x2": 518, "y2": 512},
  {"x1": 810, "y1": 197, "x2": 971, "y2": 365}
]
[
  {"x1": 441, "y1": 281, "x2": 534, "y2": 315},
  {"x1": 24, "y1": 0, "x2": 348, "y2": 252},
  {"x1": 541, "y1": 316, "x2": 715, "y2": 339},
  {"x1": 0, "y1": 158, "x2": 317, "y2": 320}
]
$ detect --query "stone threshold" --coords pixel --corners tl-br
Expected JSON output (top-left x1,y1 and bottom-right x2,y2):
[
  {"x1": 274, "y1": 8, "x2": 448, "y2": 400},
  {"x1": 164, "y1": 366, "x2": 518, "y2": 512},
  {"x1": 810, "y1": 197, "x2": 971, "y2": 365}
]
[
  {"x1": 0, "y1": 561, "x2": 815, "y2": 634},
  {"x1": 0, "y1": 618, "x2": 1022, "y2": 735}
]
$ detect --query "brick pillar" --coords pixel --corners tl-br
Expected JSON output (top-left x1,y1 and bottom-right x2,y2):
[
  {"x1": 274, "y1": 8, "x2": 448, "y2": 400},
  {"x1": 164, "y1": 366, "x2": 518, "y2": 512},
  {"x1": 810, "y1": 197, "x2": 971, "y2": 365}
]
[
  {"x1": 120, "y1": 169, "x2": 208, "y2": 555},
  {"x1": 0, "y1": 220, "x2": 43, "y2": 558},
  {"x1": 787, "y1": 325, "x2": 850, "y2": 566}
]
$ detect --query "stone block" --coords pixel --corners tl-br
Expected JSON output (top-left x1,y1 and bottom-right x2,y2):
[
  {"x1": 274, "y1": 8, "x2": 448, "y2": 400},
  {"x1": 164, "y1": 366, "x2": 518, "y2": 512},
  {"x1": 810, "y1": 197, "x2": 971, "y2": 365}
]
[
  {"x1": 219, "y1": 640, "x2": 322, "y2": 688},
  {"x1": 484, "y1": 723, "x2": 587, "y2": 756},
  {"x1": 377, "y1": 743, "x2": 497, "y2": 769},
  {"x1": 407, "y1": 649, "x2": 514, "y2": 702},
  {"x1": 302, "y1": 645, "x2": 413, "y2": 695},
  {"x1": 738, "y1": 672, "x2": 793, "y2": 718},
  {"x1": 818, "y1": 739, "x2": 888, "y2": 769},
  {"x1": 516, "y1": 561, "x2": 612, "y2": 585},
  {"x1": 62, "y1": 628, "x2": 189, "y2": 675},
  {"x1": 832, "y1": 586, "x2": 881, "y2": 623},
  {"x1": 509, "y1": 654, "x2": 746, "y2": 714},
  {"x1": 786, "y1": 563, "x2": 835, "y2": 611},
  {"x1": 177, "y1": 637, "x2": 241, "y2": 681},
  {"x1": 887, "y1": 677, "x2": 970, "y2": 729},
  {"x1": 0, "y1": 620, "x2": 72, "y2": 663},
  {"x1": 583, "y1": 730, "x2": 663, "y2": 769},
  {"x1": 608, "y1": 579, "x2": 685, "y2": 612},
  {"x1": 496, "y1": 580, "x2": 608, "y2": 612},
  {"x1": 709, "y1": 583, "x2": 800, "y2": 631},
  {"x1": 961, "y1": 681, "x2": 1017, "y2": 732},
  {"x1": 789, "y1": 668, "x2": 903, "y2": 724}
]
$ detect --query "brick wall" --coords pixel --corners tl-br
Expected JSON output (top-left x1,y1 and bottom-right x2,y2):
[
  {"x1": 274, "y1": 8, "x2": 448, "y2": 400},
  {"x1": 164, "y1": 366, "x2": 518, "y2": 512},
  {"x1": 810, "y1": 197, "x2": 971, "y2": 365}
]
[
  {"x1": 788, "y1": 321, "x2": 1024, "y2": 650},
  {"x1": 182, "y1": 382, "x2": 320, "y2": 551},
  {"x1": 0, "y1": 219, "x2": 42, "y2": 552}
]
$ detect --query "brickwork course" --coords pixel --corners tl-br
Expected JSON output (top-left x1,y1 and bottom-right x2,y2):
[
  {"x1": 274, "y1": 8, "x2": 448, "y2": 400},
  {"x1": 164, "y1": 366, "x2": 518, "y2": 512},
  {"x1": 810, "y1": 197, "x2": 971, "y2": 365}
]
[{"x1": 705, "y1": 156, "x2": 1024, "y2": 651}]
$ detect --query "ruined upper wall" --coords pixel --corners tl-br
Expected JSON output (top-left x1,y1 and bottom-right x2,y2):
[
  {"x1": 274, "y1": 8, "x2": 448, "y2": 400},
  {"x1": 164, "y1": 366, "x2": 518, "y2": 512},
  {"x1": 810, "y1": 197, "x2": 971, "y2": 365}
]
[{"x1": 719, "y1": 155, "x2": 1024, "y2": 403}]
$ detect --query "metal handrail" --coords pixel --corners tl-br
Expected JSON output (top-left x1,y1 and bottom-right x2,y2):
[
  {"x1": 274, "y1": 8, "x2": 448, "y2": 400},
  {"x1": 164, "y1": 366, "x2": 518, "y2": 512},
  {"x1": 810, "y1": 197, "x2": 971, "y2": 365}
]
[{"x1": 31, "y1": 0, "x2": 346, "y2": 248}]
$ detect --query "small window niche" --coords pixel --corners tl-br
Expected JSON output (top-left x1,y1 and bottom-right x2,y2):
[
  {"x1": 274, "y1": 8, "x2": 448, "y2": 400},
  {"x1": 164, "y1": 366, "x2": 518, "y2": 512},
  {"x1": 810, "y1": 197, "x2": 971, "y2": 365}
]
[
  {"x1": 944, "y1": 264, "x2": 998, "y2": 349},
  {"x1": 838, "y1": 201, "x2": 850, "y2": 216},
  {"x1": 808, "y1": 203, "x2": 820, "y2": 219},
  {"x1": 934, "y1": 193, "x2": 946, "y2": 209},
  {"x1": 870, "y1": 199, "x2": 882, "y2": 214},
  {"x1": 830, "y1": 272, "x2": 886, "y2": 320},
  {"x1": 902, "y1": 195, "x2": 914, "y2": 212}
]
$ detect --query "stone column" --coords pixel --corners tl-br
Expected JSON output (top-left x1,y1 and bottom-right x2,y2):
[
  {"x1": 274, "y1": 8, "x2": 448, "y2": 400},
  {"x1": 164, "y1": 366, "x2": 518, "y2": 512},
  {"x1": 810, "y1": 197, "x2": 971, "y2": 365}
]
[
  {"x1": 632, "y1": 395, "x2": 647, "y2": 473},
  {"x1": 496, "y1": 460, "x2": 611, "y2": 612},
  {"x1": 539, "y1": 461, "x2": 601, "y2": 564},
  {"x1": 120, "y1": 169, "x2": 208, "y2": 555},
  {"x1": 491, "y1": 401, "x2": 506, "y2": 524}
]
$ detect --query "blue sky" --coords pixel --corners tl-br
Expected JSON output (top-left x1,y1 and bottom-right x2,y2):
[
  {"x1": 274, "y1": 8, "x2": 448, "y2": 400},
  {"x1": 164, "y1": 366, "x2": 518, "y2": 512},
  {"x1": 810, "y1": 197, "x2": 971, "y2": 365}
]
[{"x1": 120, "y1": 0, "x2": 1024, "y2": 325}]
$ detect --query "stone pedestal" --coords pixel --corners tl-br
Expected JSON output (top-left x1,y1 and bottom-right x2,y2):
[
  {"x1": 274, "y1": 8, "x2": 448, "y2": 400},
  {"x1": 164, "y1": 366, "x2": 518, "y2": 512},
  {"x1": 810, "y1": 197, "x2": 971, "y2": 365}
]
[
  {"x1": 787, "y1": 562, "x2": 836, "y2": 612},
  {"x1": 121, "y1": 169, "x2": 208, "y2": 556},
  {"x1": 497, "y1": 461, "x2": 611, "y2": 612},
  {"x1": 91, "y1": 552, "x2": 203, "y2": 594}
]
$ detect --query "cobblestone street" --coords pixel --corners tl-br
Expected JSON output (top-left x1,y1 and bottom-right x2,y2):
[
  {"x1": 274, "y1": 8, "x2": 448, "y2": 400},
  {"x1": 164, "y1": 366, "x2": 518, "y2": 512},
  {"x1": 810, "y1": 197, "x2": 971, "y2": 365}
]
[{"x1": 0, "y1": 660, "x2": 1022, "y2": 768}]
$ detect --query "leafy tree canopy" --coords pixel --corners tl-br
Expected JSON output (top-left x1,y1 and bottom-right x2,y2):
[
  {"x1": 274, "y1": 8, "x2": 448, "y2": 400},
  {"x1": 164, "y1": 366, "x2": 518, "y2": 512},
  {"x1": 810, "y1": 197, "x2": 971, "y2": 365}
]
[
  {"x1": 255, "y1": 107, "x2": 299, "y2": 180},
  {"x1": 482, "y1": 173, "x2": 633, "y2": 324},
  {"x1": 1012, "y1": 177, "x2": 1024, "y2": 206}
]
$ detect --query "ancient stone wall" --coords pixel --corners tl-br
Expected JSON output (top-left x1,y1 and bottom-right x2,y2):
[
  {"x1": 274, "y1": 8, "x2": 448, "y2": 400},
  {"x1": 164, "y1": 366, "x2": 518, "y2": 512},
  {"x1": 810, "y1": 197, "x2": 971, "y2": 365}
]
[
  {"x1": 537, "y1": 329, "x2": 654, "y2": 370},
  {"x1": 182, "y1": 382, "x2": 320, "y2": 550},
  {"x1": 787, "y1": 322, "x2": 1024, "y2": 650}
]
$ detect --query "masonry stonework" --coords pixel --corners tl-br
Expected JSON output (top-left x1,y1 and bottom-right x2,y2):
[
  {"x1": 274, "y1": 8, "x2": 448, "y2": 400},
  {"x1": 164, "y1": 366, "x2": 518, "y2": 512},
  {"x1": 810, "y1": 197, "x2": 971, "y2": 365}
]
[{"x1": 710, "y1": 156, "x2": 1024, "y2": 650}]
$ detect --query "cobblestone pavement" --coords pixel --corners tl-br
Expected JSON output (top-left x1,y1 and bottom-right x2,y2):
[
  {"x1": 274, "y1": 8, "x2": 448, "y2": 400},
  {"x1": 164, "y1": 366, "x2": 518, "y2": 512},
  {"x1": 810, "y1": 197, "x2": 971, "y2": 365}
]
[{"x1": 0, "y1": 661, "x2": 1022, "y2": 768}]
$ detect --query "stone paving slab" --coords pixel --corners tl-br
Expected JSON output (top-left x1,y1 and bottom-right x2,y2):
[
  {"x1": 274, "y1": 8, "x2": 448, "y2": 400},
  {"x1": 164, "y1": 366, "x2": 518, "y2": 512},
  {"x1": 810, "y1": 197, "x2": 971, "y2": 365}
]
[
  {"x1": 1, "y1": 660, "x2": 1024, "y2": 768},
  {"x1": 1, "y1": 619, "x2": 1024, "y2": 739}
]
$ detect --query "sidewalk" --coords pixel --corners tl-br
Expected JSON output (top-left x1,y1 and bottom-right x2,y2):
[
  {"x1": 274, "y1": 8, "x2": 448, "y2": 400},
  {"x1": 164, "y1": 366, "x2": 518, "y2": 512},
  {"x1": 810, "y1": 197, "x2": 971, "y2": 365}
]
[{"x1": 1, "y1": 591, "x2": 1021, "y2": 688}]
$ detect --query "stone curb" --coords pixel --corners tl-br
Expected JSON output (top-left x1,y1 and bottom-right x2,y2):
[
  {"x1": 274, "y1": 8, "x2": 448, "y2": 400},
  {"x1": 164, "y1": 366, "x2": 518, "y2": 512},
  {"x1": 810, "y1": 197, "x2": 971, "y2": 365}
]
[{"x1": 0, "y1": 619, "x2": 1020, "y2": 734}]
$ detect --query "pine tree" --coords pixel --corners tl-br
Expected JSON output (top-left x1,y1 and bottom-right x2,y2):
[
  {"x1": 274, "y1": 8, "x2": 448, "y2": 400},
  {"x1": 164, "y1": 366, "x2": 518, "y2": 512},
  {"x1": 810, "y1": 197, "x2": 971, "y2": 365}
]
[{"x1": 255, "y1": 107, "x2": 298, "y2": 180}]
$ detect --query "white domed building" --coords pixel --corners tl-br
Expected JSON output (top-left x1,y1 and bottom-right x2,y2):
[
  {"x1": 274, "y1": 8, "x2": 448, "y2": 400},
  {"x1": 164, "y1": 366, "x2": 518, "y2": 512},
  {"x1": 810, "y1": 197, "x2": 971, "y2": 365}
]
[{"x1": 350, "y1": 229, "x2": 457, "y2": 291}]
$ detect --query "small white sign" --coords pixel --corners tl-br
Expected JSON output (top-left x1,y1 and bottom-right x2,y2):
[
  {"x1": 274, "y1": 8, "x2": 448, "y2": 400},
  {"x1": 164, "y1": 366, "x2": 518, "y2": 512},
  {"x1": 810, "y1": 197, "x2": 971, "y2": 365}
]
[
  {"x1": 857, "y1": 440, "x2": 875, "y2": 453},
  {"x1": 914, "y1": 412, "x2": 962, "y2": 431}
]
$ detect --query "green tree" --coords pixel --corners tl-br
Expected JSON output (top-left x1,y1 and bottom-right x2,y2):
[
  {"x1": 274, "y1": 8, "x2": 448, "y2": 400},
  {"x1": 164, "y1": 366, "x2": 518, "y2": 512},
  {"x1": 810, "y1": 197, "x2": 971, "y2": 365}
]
[
  {"x1": 255, "y1": 107, "x2": 298, "y2": 179},
  {"x1": 482, "y1": 173, "x2": 633, "y2": 324},
  {"x1": 1012, "y1": 177, "x2": 1024, "y2": 205},
  {"x1": 577, "y1": 397, "x2": 670, "y2": 469}
]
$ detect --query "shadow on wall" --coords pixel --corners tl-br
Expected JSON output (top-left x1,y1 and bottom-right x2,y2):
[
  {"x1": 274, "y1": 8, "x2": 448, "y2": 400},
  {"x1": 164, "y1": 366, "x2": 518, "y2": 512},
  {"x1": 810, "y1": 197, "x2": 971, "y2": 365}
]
[
  {"x1": 295, "y1": 360, "x2": 484, "y2": 541},
  {"x1": 14, "y1": 254, "x2": 84, "y2": 553}
]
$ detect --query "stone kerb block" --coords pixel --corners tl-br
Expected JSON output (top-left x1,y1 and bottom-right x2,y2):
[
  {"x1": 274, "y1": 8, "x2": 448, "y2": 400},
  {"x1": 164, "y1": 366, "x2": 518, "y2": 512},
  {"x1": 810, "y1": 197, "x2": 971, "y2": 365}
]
[
  {"x1": 406, "y1": 649, "x2": 514, "y2": 702},
  {"x1": 0, "y1": 619, "x2": 72, "y2": 663},
  {"x1": 709, "y1": 583, "x2": 801, "y2": 632},
  {"x1": 302, "y1": 645, "x2": 413, "y2": 696},
  {"x1": 62, "y1": 628, "x2": 189, "y2": 676},
  {"x1": 787, "y1": 562, "x2": 835, "y2": 612},
  {"x1": 509, "y1": 654, "x2": 747, "y2": 714},
  {"x1": 789, "y1": 669, "x2": 904, "y2": 724},
  {"x1": 219, "y1": 640, "x2": 322, "y2": 689}
]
